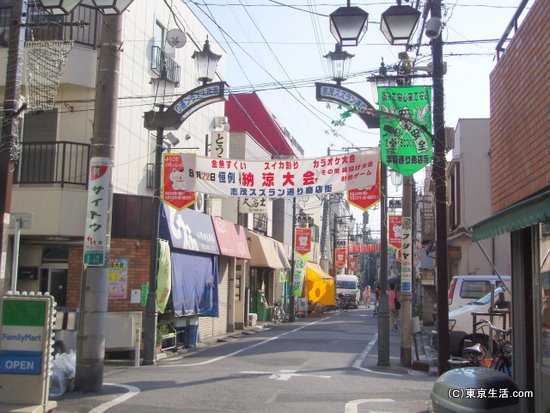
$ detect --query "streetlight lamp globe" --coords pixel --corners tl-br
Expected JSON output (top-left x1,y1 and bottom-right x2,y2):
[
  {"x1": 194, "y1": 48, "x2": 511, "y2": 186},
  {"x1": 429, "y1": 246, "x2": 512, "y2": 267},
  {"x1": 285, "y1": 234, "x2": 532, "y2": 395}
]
[
  {"x1": 380, "y1": 3, "x2": 421, "y2": 45},
  {"x1": 329, "y1": 4, "x2": 369, "y2": 47},
  {"x1": 91, "y1": 0, "x2": 133, "y2": 15},
  {"x1": 40, "y1": 0, "x2": 83, "y2": 15},
  {"x1": 324, "y1": 43, "x2": 354, "y2": 84},
  {"x1": 192, "y1": 38, "x2": 222, "y2": 85}
]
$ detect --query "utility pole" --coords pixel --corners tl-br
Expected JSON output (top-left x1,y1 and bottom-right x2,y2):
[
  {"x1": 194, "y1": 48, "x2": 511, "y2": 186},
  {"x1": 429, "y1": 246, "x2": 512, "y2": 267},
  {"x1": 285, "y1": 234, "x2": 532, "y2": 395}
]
[
  {"x1": 0, "y1": 0, "x2": 26, "y2": 295},
  {"x1": 288, "y1": 197, "x2": 296, "y2": 322},
  {"x1": 430, "y1": 0, "x2": 450, "y2": 375},
  {"x1": 76, "y1": 14, "x2": 123, "y2": 392},
  {"x1": 377, "y1": 162, "x2": 390, "y2": 366},
  {"x1": 400, "y1": 175, "x2": 413, "y2": 366}
]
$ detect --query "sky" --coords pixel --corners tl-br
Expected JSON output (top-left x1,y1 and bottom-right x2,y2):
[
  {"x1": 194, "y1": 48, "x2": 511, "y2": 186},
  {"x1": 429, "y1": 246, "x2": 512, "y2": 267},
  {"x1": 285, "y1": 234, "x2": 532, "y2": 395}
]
[{"x1": 185, "y1": 0, "x2": 530, "y2": 230}]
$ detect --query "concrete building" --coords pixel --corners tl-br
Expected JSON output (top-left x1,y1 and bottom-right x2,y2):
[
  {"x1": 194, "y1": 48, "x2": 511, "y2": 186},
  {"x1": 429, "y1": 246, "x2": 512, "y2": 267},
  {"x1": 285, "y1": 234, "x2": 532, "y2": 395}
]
[{"x1": 447, "y1": 118, "x2": 511, "y2": 277}]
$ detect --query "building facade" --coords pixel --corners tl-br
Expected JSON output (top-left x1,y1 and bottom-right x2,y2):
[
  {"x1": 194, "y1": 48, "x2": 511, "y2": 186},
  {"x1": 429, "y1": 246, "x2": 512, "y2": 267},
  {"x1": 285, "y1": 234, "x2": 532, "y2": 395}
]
[{"x1": 470, "y1": 1, "x2": 549, "y2": 411}]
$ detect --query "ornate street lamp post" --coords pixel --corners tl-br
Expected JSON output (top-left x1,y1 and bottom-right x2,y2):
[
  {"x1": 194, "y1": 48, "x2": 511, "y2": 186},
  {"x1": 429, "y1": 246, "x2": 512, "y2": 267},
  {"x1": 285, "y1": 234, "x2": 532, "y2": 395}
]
[
  {"x1": 142, "y1": 38, "x2": 222, "y2": 365},
  {"x1": 325, "y1": 0, "x2": 420, "y2": 368}
]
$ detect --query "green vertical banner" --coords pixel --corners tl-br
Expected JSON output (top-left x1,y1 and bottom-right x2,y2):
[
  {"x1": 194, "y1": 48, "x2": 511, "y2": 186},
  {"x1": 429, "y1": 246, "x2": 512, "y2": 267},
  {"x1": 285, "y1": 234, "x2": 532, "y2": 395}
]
[{"x1": 378, "y1": 86, "x2": 433, "y2": 176}]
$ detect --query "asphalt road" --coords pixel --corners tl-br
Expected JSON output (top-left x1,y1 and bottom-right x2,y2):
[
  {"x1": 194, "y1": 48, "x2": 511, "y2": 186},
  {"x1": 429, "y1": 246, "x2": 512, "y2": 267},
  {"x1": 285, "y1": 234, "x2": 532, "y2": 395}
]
[{"x1": 54, "y1": 307, "x2": 436, "y2": 413}]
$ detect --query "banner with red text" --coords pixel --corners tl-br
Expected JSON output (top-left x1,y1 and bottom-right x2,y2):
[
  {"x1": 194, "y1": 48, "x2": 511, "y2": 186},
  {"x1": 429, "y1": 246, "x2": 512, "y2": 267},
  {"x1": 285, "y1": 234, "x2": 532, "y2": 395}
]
[
  {"x1": 179, "y1": 149, "x2": 379, "y2": 198},
  {"x1": 388, "y1": 215, "x2": 402, "y2": 250}
]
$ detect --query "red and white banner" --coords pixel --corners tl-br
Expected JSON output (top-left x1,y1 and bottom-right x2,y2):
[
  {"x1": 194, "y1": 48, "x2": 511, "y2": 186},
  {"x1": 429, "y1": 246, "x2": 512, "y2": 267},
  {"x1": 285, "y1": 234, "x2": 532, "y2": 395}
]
[
  {"x1": 335, "y1": 248, "x2": 347, "y2": 268},
  {"x1": 179, "y1": 149, "x2": 379, "y2": 198},
  {"x1": 162, "y1": 153, "x2": 196, "y2": 210},
  {"x1": 349, "y1": 256, "x2": 357, "y2": 271},
  {"x1": 295, "y1": 227, "x2": 312, "y2": 256},
  {"x1": 347, "y1": 163, "x2": 380, "y2": 210},
  {"x1": 388, "y1": 215, "x2": 402, "y2": 250}
]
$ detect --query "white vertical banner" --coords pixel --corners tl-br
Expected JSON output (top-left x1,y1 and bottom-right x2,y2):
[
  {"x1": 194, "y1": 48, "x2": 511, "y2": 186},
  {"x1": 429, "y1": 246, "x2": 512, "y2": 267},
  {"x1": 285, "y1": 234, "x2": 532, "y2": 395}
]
[
  {"x1": 83, "y1": 157, "x2": 111, "y2": 266},
  {"x1": 401, "y1": 217, "x2": 412, "y2": 293},
  {"x1": 210, "y1": 131, "x2": 230, "y2": 159}
]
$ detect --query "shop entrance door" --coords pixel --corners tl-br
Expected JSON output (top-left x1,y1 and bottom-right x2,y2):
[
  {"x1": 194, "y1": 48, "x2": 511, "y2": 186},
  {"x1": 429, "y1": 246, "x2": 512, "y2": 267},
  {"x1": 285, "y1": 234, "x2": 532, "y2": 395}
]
[{"x1": 39, "y1": 268, "x2": 67, "y2": 307}]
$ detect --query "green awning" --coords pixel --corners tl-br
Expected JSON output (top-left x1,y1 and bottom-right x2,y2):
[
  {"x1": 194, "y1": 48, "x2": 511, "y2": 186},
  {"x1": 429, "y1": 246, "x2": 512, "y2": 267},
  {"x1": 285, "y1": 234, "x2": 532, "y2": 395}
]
[{"x1": 472, "y1": 189, "x2": 550, "y2": 241}]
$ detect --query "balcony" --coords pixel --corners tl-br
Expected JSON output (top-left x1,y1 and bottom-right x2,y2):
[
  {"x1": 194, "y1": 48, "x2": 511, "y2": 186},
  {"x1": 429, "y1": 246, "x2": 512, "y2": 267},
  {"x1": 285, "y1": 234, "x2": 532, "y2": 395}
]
[
  {"x1": 151, "y1": 46, "x2": 181, "y2": 86},
  {"x1": 15, "y1": 141, "x2": 90, "y2": 188},
  {"x1": 0, "y1": 4, "x2": 101, "y2": 49}
]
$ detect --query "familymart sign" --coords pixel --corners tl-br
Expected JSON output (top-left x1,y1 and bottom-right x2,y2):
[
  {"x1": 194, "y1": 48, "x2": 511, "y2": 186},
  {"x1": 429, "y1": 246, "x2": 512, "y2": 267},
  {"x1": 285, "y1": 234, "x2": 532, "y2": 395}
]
[{"x1": 0, "y1": 294, "x2": 55, "y2": 406}]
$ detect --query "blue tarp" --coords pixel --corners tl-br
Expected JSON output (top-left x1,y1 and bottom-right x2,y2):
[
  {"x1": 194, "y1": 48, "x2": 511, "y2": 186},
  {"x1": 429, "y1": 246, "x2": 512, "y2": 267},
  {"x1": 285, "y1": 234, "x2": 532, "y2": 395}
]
[{"x1": 170, "y1": 250, "x2": 219, "y2": 317}]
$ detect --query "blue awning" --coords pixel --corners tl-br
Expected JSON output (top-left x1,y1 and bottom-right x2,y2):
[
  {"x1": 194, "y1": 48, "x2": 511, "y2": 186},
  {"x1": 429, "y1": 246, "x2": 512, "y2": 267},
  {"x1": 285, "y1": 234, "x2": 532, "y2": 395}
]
[{"x1": 171, "y1": 250, "x2": 219, "y2": 317}]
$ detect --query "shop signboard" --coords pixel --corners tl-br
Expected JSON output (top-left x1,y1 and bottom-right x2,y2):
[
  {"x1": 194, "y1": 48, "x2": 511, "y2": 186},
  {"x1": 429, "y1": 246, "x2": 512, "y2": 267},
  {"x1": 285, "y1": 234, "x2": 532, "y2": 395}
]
[
  {"x1": 83, "y1": 157, "x2": 111, "y2": 266},
  {"x1": 0, "y1": 294, "x2": 55, "y2": 407},
  {"x1": 401, "y1": 217, "x2": 413, "y2": 293}
]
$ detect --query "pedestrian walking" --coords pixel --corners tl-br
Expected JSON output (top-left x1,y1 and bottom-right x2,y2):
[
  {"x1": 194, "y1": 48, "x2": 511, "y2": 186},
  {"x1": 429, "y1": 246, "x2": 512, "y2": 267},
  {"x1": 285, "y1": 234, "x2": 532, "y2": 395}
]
[{"x1": 363, "y1": 286, "x2": 371, "y2": 308}]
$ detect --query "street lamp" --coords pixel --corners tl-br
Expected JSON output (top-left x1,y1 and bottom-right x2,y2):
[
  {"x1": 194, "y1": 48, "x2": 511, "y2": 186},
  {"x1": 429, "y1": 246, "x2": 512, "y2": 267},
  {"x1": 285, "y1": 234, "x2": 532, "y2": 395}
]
[
  {"x1": 192, "y1": 38, "x2": 222, "y2": 85},
  {"x1": 329, "y1": 1, "x2": 369, "y2": 47},
  {"x1": 325, "y1": 0, "x2": 422, "y2": 368},
  {"x1": 142, "y1": 38, "x2": 222, "y2": 365},
  {"x1": 90, "y1": 0, "x2": 133, "y2": 15},
  {"x1": 40, "y1": 0, "x2": 82, "y2": 14},
  {"x1": 380, "y1": 0, "x2": 421, "y2": 45},
  {"x1": 324, "y1": 44, "x2": 354, "y2": 85}
]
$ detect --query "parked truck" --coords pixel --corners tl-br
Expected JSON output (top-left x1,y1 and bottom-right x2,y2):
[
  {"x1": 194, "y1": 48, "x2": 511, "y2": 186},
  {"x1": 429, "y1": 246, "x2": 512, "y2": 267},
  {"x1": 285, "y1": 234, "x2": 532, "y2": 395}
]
[{"x1": 336, "y1": 274, "x2": 360, "y2": 309}]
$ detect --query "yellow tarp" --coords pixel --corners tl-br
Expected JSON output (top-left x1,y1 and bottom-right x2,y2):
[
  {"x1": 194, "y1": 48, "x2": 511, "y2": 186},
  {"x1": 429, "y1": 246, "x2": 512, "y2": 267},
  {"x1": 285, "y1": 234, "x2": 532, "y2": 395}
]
[{"x1": 305, "y1": 262, "x2": 335, "y2": 306}]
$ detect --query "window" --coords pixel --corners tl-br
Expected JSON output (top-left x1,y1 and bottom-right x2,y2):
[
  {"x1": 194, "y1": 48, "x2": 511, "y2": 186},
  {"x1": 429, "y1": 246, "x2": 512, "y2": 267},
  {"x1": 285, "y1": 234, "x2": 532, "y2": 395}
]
[{"x1": 460, "y1": 280, "x2": 492, "y2": 299}]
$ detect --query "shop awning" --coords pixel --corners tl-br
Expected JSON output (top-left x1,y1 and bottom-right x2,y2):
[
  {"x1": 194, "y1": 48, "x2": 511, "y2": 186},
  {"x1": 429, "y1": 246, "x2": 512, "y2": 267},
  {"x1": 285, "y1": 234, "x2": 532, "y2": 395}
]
[
  {"x1": 159, "y1": 204, "x2": 219, "y2": 255},
  {"x1": 305, "y1": 262, "x2": 335, "y2": 306},
  {"x1": 211, "y1": 216, "x2": 251, "y2": 259},
  {"x1": 247, "y1": 231, "x2": 290, "y2": 270},
  {"x1": 472, "y1": 189, "x2": 550, "y2": 241}
]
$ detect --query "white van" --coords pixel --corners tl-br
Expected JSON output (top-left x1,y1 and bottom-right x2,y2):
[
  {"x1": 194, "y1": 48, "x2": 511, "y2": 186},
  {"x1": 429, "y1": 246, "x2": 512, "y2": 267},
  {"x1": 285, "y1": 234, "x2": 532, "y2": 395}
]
[
  {"x1": 336, "y1": 274, "x2": 360, "y2": 308},
  {"x1": 447, "y1": 285, "x2": 512, "y2": 355},
  {"x1": 448, "y1": 275, "x2": 511, "y2": 312}
]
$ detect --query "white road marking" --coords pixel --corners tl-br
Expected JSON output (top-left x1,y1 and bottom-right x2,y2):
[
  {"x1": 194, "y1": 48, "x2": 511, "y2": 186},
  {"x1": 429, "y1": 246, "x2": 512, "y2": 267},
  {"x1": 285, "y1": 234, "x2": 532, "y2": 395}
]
[
  {"x1": 352, "y1": 334, "x2": 403, "y2": 377},
  {"x1": 344, "y1": 398, "x2": 394, "y2": 413},
  {"x1": 240, "y1": 369, "x2": 331, "y2": 381},
  {"x1": 161, "y1": 316, "x2": 331, "y2": 367},
  {"x1": 89, "y1": 383, "x2": 140, "y2": 413}
]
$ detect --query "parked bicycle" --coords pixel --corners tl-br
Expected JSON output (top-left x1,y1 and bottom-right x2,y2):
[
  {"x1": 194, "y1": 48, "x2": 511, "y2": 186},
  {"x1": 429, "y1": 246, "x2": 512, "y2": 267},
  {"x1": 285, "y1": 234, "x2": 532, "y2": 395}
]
[
  {"x1": 272, "y1": 301, "x2": 285, "y2": 324},
  {"x1": 448, "y1": 319, "x2": 512, "y2": 376}
]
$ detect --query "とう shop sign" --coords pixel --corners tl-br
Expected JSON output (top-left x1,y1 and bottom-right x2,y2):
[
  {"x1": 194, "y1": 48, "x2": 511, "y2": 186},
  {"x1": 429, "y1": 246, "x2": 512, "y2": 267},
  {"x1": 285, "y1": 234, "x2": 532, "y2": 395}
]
[{"x1": 162, "y1": 153, "x2": 196, "y2": 210}]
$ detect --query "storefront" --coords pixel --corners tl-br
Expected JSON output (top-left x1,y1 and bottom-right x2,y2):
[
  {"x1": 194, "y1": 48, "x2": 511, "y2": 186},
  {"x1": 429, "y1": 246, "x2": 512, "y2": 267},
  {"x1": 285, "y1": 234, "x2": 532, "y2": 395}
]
[
  {"x1": 472, "y1": 189, "x2": 550, "y2": 412},
  {"x1": 211, "y1": 216, "x2": 251, "y2": 332},
  {"x1": 159, "y1": 204, "x2": 221, "y2": 340},
  {"x1": 246, "y1": 230, "x2": 290, "y2": 321}
]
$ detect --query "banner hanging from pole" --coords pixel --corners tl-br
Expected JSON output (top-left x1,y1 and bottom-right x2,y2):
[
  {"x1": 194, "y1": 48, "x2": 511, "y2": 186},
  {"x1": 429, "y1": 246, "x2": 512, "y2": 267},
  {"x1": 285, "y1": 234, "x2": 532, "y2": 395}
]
[
  {"x1": 378, "y1": 86, "x2": 432, "y2": 176},
  {"x1": 179, "y1": 149, "x2": 379, "y2": 198}
]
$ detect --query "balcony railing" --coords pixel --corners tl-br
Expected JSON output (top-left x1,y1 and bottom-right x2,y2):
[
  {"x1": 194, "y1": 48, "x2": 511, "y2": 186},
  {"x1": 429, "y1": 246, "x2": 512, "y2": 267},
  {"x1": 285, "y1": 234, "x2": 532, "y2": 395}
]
[
  {"x1": 151, "y1": 46, "x2": 181, "y2": 86},
  {"x1": 15, "y1": 141, "x2": 91, "y2": 188},
  {"x1": 0, "y1": 4, "x2": 101, "y2": 49}
]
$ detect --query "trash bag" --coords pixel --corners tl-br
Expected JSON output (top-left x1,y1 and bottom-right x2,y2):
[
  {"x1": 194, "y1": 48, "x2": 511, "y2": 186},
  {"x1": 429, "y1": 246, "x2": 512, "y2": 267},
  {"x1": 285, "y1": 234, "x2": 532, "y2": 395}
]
[{"x1": 49, "y1": 350, "x2": 76, "y2": 399}]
